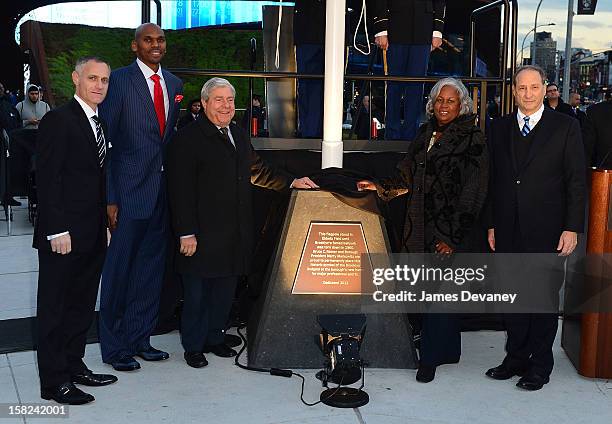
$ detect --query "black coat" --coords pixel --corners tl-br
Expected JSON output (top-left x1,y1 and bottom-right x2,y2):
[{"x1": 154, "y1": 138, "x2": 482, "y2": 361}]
[
  {"x1": 582, "y1": 101, "x2": 612, "y2": 168},
  {"x1": 376, "y1": 114, "x2": 488, "y2": 253},
  {"x1": 372, "y1": 0, "x2": 446, "y2": 45},
  {"x1": 487, "y1": 109, "x2": 586, "y2": 252},
  {"x1": 167, "y1": 115, "x2": 291, "y2": 278},
  {"x1": 544, "y1": 98, "x2": 575, "y2": 119},
  {"x1": 33, "y1": 98, "x2": 107, "y2": 252}
]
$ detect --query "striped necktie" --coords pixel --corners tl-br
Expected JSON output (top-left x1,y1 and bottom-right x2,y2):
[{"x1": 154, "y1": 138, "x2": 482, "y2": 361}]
[
  {"x1": 91, "y1": 115, "x2": 106, "y2": 167},
  {"x1": 521, "y1": 116, "x2": 531, "y2": 136}
]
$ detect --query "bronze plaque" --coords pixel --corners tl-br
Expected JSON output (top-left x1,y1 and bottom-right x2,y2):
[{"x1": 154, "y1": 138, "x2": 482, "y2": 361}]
[{"x1": 292, "y1": 222, "x2": 373, "y2": 295}]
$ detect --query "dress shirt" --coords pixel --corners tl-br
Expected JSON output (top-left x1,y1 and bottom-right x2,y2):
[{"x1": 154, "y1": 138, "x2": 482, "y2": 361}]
[
  {"x1": 516, "y1": 104, "x2": 544, "y2": 132},
  {"x1": 375, "y1": 30, "x2": 443, "y2": 39},
  {"x1": 47, "y1": 95, "x2": 100, "y2": 241},
  {"x1": 136, "y1": 58, "x2": 169, "y2": 119}
]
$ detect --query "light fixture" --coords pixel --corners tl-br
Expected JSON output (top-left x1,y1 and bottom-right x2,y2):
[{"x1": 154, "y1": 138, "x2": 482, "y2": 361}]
[{"x1": 317, "y1": 314, "x2": 369, "y2": 408}]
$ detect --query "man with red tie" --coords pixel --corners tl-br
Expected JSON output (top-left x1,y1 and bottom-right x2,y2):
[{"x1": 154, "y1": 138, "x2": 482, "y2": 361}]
[{"x1": 99, "y1": 23, "x2": 183, "y2": 371}]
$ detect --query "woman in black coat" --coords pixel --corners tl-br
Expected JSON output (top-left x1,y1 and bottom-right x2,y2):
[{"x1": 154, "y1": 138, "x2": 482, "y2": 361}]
[{"x1": 359, "y1": 77, "x2": 489, "y2": 382}]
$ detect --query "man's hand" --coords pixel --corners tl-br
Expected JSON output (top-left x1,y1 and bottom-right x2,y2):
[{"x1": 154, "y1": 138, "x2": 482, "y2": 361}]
[
  {"x1": 431, "y1": 36, "x2": 443, "y2": 51},
  {"x1": 107, "y1": 204, "x2": 118, "y2": 233},
  {"x1": 557, "y1": 231, "x2": 578, "y2": 256},
  {"x1": 488, "y1": 228, "x2": 495, "y2": 251},
  {"x1": 180, "y1": 235, "x2": 197, "y2": 257},
  {"x1": 435, "y1": 240, "x2": 453, "y2": 255},
  {"x1": 28, "y1": 118, "x2": 39, "y2": 125},
  {"x1": 375, "y1": 35, "x2": 389, "y2": 51},
  {"x1": 356, "y1": 180, "x2": 377, "y2": 191},
  {"x1": 50, "y1": 234, "x2": 72, "y2": 255},
  {"x1": 291, "y1": 177, "x2": 319, "y2": 189}
]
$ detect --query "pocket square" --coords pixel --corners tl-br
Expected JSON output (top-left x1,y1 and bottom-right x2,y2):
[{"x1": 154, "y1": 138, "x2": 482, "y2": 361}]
[{"x1": 174, "y1": 94, "x2": 184, "y2": 103}]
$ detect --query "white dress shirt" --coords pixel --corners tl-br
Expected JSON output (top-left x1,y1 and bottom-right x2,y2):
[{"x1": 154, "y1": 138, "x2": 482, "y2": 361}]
[
  {"x1": 136, "y1": 58, "x2": 169, "y2": 119},
  {"x1": 47, "y1": 95, "x2": 101, "y2": 241},
  {"x1": 375, "y1": 30, "x2": 443, "y2": 39},
  {"x1": 516, "y1": 104, "x2": 545, "y2": 132}
]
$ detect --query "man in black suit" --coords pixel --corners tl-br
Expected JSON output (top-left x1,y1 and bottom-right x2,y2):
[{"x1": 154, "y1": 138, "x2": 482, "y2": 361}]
[
  {"x1": 177, "y1": 98, "x2": 201, "y2": 129},
  {"x1": 485, "y1": 65, "x2": 586, "y2": 391},
  {"x1": 544, "y1": 83, "x2": 574, "y2": 118},
  {"x1": 34, "y1": 57, "x2": 117, "y2": 404},
  {"x1": 167, "y1": 78, "x2": 317, "y2": 368},
  {"x1": 568, "y1": 92, "x2": 586, "y2": 128},
  {"x1": 582, "y1": 97, "x2": 612, "y2": 168},
  {"x1": 372, "y1": 0, "x2": 446, "y2": 140}
]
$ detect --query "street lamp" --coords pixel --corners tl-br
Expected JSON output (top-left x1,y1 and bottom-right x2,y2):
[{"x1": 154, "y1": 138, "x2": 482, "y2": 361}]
[
  {"x1": 532, "y1": 0, "x2": 544, "y2": 65},
  {"x1": 519, "y1": 23, "x2": 556, "y2": 65}
]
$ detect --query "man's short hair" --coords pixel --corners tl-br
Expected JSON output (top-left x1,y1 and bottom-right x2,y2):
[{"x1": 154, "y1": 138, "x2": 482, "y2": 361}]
[
  {"x1": 74, "y1": 56, "x2": 110, "y2": 74},
  {"x1": 512, "y1": 65, "x2": 546, "y2": 86},
  {"x1": 546, "y1": 83, "x2": 559, "y2": 90},
  {"x1": 27, "y1": 85, "x2": 40, "y2": 93},
  {"x1": 189, "y1": 98, "x2": 201, "y2": 107},
  {"x1": 200, "y1": 77, "x2": 236, "y2": 101}
]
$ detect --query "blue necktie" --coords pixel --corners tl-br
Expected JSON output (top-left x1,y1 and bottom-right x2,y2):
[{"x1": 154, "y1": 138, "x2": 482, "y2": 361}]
[{"x1": 521, "y1": 116, "x2": 531, "y2": 136}]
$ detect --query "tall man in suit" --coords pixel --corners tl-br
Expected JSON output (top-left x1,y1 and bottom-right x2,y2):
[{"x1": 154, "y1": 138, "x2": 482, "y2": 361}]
[
  {"x1": 485, "y1": 65, "x2": 586, "y2": 391},
  {"x1": 167, "y1": 78, "x2": 317, "y2": 368},
  {"x1": 35, "y1": 57, "x2": 117, "y2": 405},
  {"x1": 582, "y1": 96, "x2": 612, "y2": 168},
  {"x1": 99, "y1": 23, "x2": 183, "y2": 371},
  {"x1": 372, "y1": 0, "x2": 446, "y2": 140}
]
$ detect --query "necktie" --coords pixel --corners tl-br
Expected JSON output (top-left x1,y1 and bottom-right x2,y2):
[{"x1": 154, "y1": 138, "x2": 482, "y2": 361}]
[
  {"x1": 220, "y1": 127, "x2": 234, "y2": 148},
  {"x1": 521, "y1": 116, "x2": 531, "y2": 136},
  {"x1": 150, "y1": 74, "x2": 166, "y2": 136},
  {"x1": 91, "y1": 115, "x2": 106, "y2": 167}
]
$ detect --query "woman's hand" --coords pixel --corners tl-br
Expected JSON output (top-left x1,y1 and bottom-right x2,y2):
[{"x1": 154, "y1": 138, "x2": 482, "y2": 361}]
[{"x1": 357, "y1": 180, "x2": 377, "y2": 191}]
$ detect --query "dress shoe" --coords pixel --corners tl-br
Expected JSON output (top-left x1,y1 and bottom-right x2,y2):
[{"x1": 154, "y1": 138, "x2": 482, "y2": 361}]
[
  {"x1": 516, "y1": 373, "x2": 549, "y2": 391},
  {"x1": 136, "y1": 346, "x2": 170, "y2": 361},
  {"x1": 224, "y1": 334, "x2": 242, "y2": 348},
  {"x1": 72, "y1": 369, "x2": 118, "y2": 386},
  {"x1": 41, "y1": 382, "x2": 94, "y2": 405},
  {"x1": 485, "y1": 364, "x2": 526, "y2": 380},
  {"x1": 184, "y1": 352, "x2": 208, "y2": 368},
  {"x1": 416, "y1": 365, "x2": 436, "y2": 383},
  {"x1": 203, "y1": 343, "x2": 237, "y2": 358},
  {"x1": 111, "y1": 355, "x2": 141, "y2": 371}
]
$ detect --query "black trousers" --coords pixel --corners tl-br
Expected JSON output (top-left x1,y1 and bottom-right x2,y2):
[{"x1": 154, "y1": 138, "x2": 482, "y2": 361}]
[
  {"x1": 419, "y1": 313, "x2": 461, "y2": 367},
  {"x1": 503, "y1": 313, "x2": 558, "y2": 376},
  {"x1": 37, "y1": 246, "x2": 105, "y2": 389},
  {"x1": 180, "y1": 275, "x2": 238, "y2": 352}
]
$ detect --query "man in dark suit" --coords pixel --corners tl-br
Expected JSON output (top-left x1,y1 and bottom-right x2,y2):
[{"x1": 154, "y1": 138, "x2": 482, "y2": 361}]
[
  {"x1": 485, "y1": 65, "x2": 586, "y2": 391},
  {"x1": 167, "y1": 78, "x2": 317, "y2": 368},
  {"x1": 34, "y1": 56, "x2": 117, "y2": 405},
  {"x1": 582, "y1": 97, "x2": 612, "y2": 169},
  {"x1": 544, "y1": 83, "x2": 574, "y2": 118},
  {"x1": 99, "y1": 23, "x2": 183, "y2": 371},
  {"x1": 177, "y1": 98, "x2": 201, "y2": 129},
  {"x1": 568, "y1": 92, "x2": 586, "y2": 128},
  {"x1": 372, "y1": 0, "x2": 446, "y2": 140}
]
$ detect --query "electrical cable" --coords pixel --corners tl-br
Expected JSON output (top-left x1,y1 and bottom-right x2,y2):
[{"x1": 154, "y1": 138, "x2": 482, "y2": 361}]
[{"x1": 353, "y1": 0, "x2": 371, "y2": 56}]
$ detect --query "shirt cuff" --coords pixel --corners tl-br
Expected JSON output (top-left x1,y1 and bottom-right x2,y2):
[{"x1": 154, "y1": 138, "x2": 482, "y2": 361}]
[
  {"x1": 433, "y1": 31, "x2": 443, "y2": 39},
  {"x1": 47, "y1": 231, "x2": 69, "y2": 241},
  {"x1": 180, "y1": 234, "x2": 195, "y2": 239},
  {"x1": 375, "y1": 31, "x2": 388, "y2": 37}
]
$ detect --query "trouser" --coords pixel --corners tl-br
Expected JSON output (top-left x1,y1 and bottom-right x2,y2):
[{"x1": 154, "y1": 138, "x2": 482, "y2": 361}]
[
  {"x1": 296, "y1": 44, "x2": 324, "y2": 138},
  {"x1": 419, "y1": 313, "x2": 461, "y2": 367},
  {"x1": 37, "y1": 246, "x2": 105, "y2": 389},
  {"x1": 180, "y1": 275, "x2": 238, "y2": 352},
  {"x1": 385, "y1": 44, "x2": 430, "y2": 141},
  {"x1": 99, "y1": 188, "x2": 168, "y2": 362}
]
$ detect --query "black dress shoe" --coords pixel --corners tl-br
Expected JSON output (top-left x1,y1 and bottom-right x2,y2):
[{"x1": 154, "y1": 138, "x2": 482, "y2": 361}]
[
  {"x1": 72, "y1": 369, "x2": 118, "y2": 386},
  {"x1": 184, "y1": 352, "x2": 208, "y2": 368},
  {"x1": 41, "y1": 382, "x2": 94, "y2": 405},
  {"x1": 135, "y1": 346, "x2": 170, "y2": 361},
  {"x1": 416, "y1": 365, "x2": 436, "y2": 383},
  {"x1": 111, "y1": 355, "x2": 141, "y2": 371},
  {"x1": 224, "y1": 334, "x2": 242, "y2": 348},
  {"x1": 516, "y1": 373, "x2": 549, "y2": 391},
  {"x1": 203, "y1": 343, "x2": 237, "y2": 358},
  {"x1": 485, "y1": 364, "x2": 525, "y2": 380}
]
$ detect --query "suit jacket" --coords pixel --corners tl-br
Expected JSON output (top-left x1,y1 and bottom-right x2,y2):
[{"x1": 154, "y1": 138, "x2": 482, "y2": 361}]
[
  {"x1": 33, "y1": 98, "x2": 107, "y2": 253},
  {"x1": 167, "y1": 115, "x2": 291, "y2": 278},
  {"x1": 487, "y1": 108, "x2": 586, "y2": 252},
  {"x1": 177, "y1": 112, "x2": 198, "y2": 130},
  {"x1": 372, "y1": 0, "x2": 446, "y2": 45},
  {"x1": 99, "y1": 61, "x2": 183, "y2": 219},
  {"x1": 582, "y1": 101, "x2": 612, "y2": 168}
]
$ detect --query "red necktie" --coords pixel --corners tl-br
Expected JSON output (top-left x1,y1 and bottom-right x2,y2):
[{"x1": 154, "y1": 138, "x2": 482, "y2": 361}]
[{"x1": 150, "y1": 74, "x2": 166, "y2": 136}]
